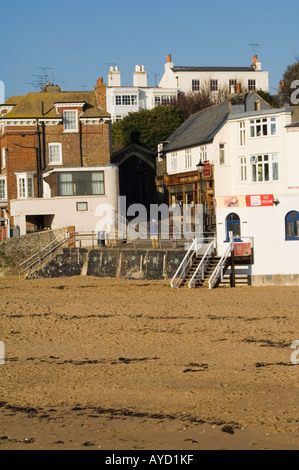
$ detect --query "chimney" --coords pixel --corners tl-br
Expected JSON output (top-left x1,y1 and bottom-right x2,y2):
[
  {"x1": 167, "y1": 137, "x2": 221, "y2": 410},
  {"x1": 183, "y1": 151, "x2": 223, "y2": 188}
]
[
  {"x1": 94, "y1": 77, "x2": 107, "y2": 110},
  {"x1": 165, "y1": 53, "x2": 174, "y2": 71},
  {"x1": 133, "y1": 65, "x2": 147, "y2": 87},
  {"x1": 108, "y1": 65, "x2": 121, "y2": 87},
  {"x1": 252, "y1": 55, "x2": 262, "y2": 71}
]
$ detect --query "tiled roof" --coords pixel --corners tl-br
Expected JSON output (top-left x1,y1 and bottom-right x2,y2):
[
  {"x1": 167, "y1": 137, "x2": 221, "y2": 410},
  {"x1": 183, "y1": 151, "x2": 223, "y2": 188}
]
[{"x1": 1, "y1": 91, "x2": 110, "y2": 119}]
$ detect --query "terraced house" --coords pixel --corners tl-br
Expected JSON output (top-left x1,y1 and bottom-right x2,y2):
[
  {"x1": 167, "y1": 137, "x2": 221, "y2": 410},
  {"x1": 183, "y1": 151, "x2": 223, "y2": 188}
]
[{"x1": 0, "y1": 80, "x2": 119, "y2": 237}]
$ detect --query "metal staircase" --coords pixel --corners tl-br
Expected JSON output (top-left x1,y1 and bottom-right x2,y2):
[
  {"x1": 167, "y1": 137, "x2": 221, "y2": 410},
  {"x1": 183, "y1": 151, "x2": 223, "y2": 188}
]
[{"x1": 171, "y1": 238, "x2": 234, "y2": 289}]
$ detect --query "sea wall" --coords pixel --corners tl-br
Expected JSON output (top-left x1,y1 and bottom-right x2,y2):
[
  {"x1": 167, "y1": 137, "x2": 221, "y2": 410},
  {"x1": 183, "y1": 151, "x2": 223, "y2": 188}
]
[{"x1": 28, "y1": 248, "x2": 186, "y2": 280}]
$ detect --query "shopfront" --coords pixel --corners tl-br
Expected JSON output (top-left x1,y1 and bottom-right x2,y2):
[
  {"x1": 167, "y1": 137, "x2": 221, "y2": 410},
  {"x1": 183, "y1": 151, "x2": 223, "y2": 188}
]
[{"x1": 162, "y1": 169, "x2": 215, "y2": 232}]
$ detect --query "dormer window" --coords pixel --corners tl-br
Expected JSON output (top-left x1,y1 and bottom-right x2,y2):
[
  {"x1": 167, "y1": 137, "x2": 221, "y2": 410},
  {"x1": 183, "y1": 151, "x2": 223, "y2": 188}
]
[{"x1": 63, "y1": 110, "x2": 78, "y2": 132}]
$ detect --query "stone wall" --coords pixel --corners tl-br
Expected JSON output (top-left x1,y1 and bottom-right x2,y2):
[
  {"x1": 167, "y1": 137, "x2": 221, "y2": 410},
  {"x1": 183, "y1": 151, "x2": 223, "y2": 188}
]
[
  {"x1": 25, "y1": 247, "x2": 186, "y2": 280},
  {"x1": 0, "y1": 228, "x2": 68, "y2": 276}
]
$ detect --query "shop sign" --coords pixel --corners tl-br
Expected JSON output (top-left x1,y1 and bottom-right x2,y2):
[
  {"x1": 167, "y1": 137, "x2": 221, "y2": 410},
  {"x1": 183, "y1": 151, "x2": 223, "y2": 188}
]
[
  {"x1": 246, "y1": 194, "x2": 273, "y2": 207},
  {"x1": 203, "y1": 162, "x2": 211, "y2": 177}
]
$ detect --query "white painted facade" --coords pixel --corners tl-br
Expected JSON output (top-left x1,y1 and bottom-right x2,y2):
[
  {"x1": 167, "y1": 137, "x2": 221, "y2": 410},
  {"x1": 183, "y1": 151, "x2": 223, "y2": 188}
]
[
  {"x1": 214, "y1": 108, "x2": 299, "y2": 285},
  {"x1": 159, "y1": 55, "x2": 269, "y2": 95},
  {"x1": 161, "y1": 97, "x2": 299, "y2": 285},
  {"x1": 11, "y1": 165, "x2": 119, "y2": 236},
  {"x1": 106, "y1": 65, "x2": 177, "y2": 122}
]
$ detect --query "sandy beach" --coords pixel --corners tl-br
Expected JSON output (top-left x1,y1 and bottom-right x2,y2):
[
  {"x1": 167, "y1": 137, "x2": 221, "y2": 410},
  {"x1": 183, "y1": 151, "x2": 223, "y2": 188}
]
[{"x1": 0, "y1": 276, "x2": 298, "y2": 450}]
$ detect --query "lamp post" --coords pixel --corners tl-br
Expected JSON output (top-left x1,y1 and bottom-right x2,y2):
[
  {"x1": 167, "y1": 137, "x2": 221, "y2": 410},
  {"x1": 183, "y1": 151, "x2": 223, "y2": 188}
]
[{"x1": 196, "y1": 159, "x2": 205, "y2": 235}]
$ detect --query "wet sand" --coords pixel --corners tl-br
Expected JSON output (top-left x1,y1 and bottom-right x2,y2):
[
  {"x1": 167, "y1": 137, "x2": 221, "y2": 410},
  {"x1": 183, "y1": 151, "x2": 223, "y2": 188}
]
[{"x1": 0, "y1": 276, "x2": 298, "y2": 450}]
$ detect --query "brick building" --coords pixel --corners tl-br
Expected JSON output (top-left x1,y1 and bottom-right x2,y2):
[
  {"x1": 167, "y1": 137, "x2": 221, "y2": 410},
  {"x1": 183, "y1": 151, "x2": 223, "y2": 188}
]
[{"x1": 0, "y1": 79, "x2": 119, "y2": 236}]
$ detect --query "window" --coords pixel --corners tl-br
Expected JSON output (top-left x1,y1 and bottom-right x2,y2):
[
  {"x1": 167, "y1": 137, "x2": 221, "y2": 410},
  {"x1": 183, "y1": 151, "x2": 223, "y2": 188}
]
[
  {"x1": 170, "y1": 152, "x2": 177, "y2": 172},
  {"x1": 63, "y1": 110, "x2": 78, "y2": 132},
  {"x1": 226, "y1": 213, "x2": 241, "y2": 241},
  {"x1": 192, "y1": 80, "x2": 200, "y2": 92},
  {"x1": 0, "y1": 177, "x2": 6, "y2": 200},
  {"x1": 155, "y1": 95, "x2": 172, "y2": 106},
  {"x1": 115, "y1": 95, "x2": 138, "y2": 106},
  {"x1": 248, "y1": 79, "x2": 256, "y2": 91},
  {"x1": 250, "y1": 117, "x2": 277, "y2": 138},
  {"x1": 239, "y1": 121, "x2": 245, "y2": 147},
  {"x1": 219, "y1": 143, "x2": 226, "y2": 165},
  {"x1": 229, "y1": 79, "x2": 237, "y2": 93},
  {"x1": 251, "y1": 154, "x2": 279, "y2": 183},
  {"x1": 184, "y1": 149, "x2": 192, "y2": 169},
  {"x1": 285, "y1": 211, "x2": 299, "y2": 240},
  {"x1": 200, "y1": 145, "x2": 207, "y2": 162},
  {"x1": 239, "y1": 157, "x2": 247, "y2": 182},
  {"x1": 76, "y1": 202, "x2": 88, "y2": 211},
  {"x1": 58, "y1": 171, "x2": 104, "y2": 196},
  {"x1": 1, "y1": 148, "x2": 6, "y2": 169},
  {"x1": 17, "y1": 173, "x2": 34, "y2": 199},
  {"x1": 48, "y1": 143, "x2": 62, "y2": 165},
  {"x1": 210, "y1": 80, "x2": 218, "y2": 92}
]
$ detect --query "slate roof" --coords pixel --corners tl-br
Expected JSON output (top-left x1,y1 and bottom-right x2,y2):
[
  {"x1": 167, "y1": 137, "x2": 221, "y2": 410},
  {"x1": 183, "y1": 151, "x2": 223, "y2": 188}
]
[
  {"x1": 172, "y1": 66, "x2": 255, "y2": 73},
  {"x1": 286, "y1": 121, "x2": 299, "y2": 128},
  {"x1": 163, "y1": 101, "x2": 230, "y2": 152},
  {"x1": 1, "y1": 91, "x2": 110, "y2": 119}
]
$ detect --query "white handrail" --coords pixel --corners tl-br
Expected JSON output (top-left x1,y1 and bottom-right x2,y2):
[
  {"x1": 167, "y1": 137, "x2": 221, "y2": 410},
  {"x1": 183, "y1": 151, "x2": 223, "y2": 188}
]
[
  {"x1": 208, "y1": 240, "x2": 234, "y2": 289},
  {"x1": 170, "y1": 238, "x2": 197, "y2": 289},
  {"x1": 188, "y1": 240, "x2": 215, "y2": 288}
]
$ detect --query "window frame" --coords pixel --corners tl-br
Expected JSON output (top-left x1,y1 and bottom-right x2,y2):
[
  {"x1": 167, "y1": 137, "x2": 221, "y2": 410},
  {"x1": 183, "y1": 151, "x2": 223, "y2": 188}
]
[
  {"x1": 169, "y1": 152, "x2": 177, "y2": 172},
  {"x1": 225, "y1": 212, "x2": 241, "y2": 242},
  {"x1": 239, "y1": 156, "x2": 247, "y2": 182},
  {"x1": 0, "y1": 176, "x2": 7, "y2": 200},
  {"x1": 48, "y1": 143, "x2": 62, "y2": 165},
  {"x1": 192, "y1": 79, "x2": 200, "y2": 92},
  {"x1": 63, "y1": 110, "x2": 78, "y2": 132},
  {"x1": 285, "y1": 211, "x2": 299, "y2": 240},
  {"x1": 219, "y1": 143, "x2": 226, "y2": 165},
  {"x1": 248, "y1": 79, "x2": 256, "y2": 91},
  {"x1": 184, "y1": 148, "x2": 192, "y2": 169},
  {"x1": 16, "y1": 173, "x2": 34, "y2": 199},
  {"x1": 250, "y1": 154, "x2": 279, "y2": 183},
  {"x1": 250, "y1": 117, "x2": 277, "y2": 138},
  {"x1": 210, "y1": 79, "x2": 218, "y2": 92},
  {"x1": 57, "y1": 171, "x2": 105, "y2": 197},
  {"x1": 239, "y1": 121, "x2": 246, "y2": 147}
]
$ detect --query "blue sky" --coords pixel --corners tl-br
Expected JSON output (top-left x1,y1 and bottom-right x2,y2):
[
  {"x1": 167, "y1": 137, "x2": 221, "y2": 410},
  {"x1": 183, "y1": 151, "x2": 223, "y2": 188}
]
[{"x1": 1, "y1": 0, "x2": 299, "y2": 99}]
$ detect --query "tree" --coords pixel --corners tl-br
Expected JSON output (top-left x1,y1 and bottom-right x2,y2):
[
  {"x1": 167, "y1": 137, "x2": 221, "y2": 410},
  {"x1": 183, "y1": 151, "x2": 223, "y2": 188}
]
[
  {"x1": 255, "y1": 89, "x2": 278, "y2": 108},
  {"x1": 280, "y1": 58, "x2": 299, "y2": 105},
  {"x1": 112, "y1": 106, "x2": 183, "y2": 153}
]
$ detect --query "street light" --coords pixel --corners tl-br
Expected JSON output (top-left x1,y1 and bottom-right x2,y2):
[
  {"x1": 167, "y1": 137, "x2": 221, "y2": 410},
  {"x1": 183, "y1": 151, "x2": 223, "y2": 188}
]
[{"x1": 196, "y1": 159, "x2": 205, "y2": 235}]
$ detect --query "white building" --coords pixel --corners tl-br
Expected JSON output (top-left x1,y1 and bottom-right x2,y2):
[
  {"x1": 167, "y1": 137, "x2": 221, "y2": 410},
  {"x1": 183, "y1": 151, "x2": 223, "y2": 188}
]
[
  {"x1": 11, "y1": 165, "x2": 120, "y2": 236},
  {"x1": 214, "y1": 99, "x2": 299, "y2": 286},
  {"x1": 159, "y1": 54, "x2": 269, "y2": 95},
  {"x1": 159, "y1": 93, "x2": 299, "y2": 285},
  {"x1": 106, "y1": 65, "x2": 177, "y2": 122}
]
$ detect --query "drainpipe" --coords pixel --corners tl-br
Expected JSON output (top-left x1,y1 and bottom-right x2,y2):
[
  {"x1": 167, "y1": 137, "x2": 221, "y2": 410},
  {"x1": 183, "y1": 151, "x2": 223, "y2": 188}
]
[
  {"x1": 79, "y1": 119, "x2": 83, "y2": 167},
  {"x1": 36, "y1": 120, "x2": 43, "y2": 197}
]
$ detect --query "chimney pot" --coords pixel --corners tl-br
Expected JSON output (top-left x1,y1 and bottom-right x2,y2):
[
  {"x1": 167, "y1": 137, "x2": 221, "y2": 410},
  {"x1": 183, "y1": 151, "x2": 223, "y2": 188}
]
[{"x1": 167, "y1": 54, "x2": 172, "y2": 63}]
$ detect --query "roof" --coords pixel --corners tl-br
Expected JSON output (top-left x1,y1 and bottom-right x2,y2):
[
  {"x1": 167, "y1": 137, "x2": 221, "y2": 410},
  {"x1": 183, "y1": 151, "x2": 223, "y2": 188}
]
[
  {"x1": 1, "y1": 91, "x2": 110, "y2": 119},
  {"x1": 286, "y1": 121, "x2": 299, "y2": 128},
  {"x1": 172, "y1": 66, "x2": 255, "y2": 73},
  {"x1": 163, "y1": 101, "x2": 230, "y2": 152}
]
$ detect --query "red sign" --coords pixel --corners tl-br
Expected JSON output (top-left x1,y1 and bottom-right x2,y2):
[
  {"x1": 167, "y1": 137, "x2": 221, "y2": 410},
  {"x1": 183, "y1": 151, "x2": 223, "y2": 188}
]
[
  {"x1": 234, "y1": 243, "x2": 251, "y2": 257},
  {"x1": 246, "y1": 194, "x2": 273, "y2": 207},
  {"x1": 203, "y1": 162, "x2": 211, "y2": 177}
]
